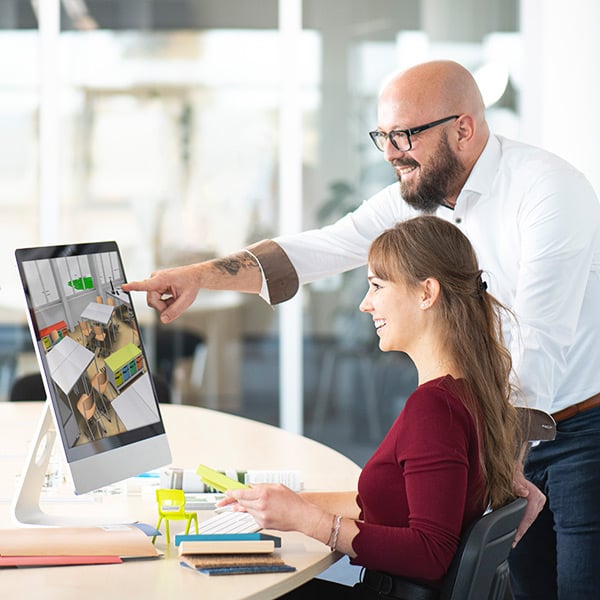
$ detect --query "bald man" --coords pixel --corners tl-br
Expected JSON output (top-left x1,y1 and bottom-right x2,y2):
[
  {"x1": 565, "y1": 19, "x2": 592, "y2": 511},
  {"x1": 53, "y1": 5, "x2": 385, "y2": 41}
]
[{"x1": 124, "y1": 60, "x2": 600, "y2": 598}]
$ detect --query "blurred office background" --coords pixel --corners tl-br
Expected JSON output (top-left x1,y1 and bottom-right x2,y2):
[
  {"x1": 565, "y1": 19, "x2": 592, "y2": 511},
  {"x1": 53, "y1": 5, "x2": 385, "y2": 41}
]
[{"x1": 1, "y1": 0, "x2": 599, "y2": 468}]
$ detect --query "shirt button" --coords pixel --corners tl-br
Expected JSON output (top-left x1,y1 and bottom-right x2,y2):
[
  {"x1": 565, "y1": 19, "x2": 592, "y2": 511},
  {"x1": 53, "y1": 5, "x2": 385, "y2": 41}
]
[{"x1": 455, "y1": 217, "x2": 462, "y2": 224}]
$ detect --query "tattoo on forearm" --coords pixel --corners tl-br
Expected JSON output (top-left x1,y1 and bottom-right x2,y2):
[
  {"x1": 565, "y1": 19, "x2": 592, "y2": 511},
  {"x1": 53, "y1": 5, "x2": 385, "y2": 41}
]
[{"x1": 214, "y1": 253, "x2": 259, "y2": 277}]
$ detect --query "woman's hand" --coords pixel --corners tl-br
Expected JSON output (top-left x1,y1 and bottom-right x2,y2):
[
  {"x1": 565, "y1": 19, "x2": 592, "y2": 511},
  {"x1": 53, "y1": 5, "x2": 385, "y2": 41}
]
[
  {"x1": 512, "y1": 469, "x2": 546, "y2": 547},
  {"x1": 224, "y1": 484, "x2": 331, "y2": 541}
]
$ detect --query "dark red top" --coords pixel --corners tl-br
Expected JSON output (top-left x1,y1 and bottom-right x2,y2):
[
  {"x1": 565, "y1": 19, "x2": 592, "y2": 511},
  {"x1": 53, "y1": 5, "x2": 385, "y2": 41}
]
[{"x1": 351, "y1": 375, "x2": 486, "y2": 588}]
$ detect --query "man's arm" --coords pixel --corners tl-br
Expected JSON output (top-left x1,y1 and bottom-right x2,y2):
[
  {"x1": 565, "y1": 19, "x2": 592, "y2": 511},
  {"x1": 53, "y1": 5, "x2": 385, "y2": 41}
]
[
  {"x1": 122, "y1": 250, "x2": 264, "y2": 323},
  {"x1": 124, "y1": 183, "x2": 409, "y2": 320}
]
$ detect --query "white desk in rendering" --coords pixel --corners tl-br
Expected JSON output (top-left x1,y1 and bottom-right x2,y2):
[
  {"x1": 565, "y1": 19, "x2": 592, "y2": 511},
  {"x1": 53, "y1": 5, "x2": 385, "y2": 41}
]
[{"x1": 44, "y1": 335, "x2": 95, "y2": 399}]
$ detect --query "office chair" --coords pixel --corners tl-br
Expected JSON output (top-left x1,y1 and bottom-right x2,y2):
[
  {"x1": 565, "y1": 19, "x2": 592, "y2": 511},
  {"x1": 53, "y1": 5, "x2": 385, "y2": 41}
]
[
  {"x1": 440, "y1": 496, "x2": 528, "y2": 600},
  {"x1": 516, "y1": 406, "x2": 556, "y2": 443},
  {"x1": 49, "y1": 329, "x2": 61, "y2": 347},
  {"x1": 90, "y1": 369, "x2": 112, "y2": 420},
  {"x1": 79, "y1": 320, "x2": 94, "y2": 348},
  {"x1": 362, "y1": 497, "x2": 527, "y2": 600},
  {"x1": 152, "y1": 374, "x2": 172, "y2": 404},
  {"x1": 154, "y1": 327, "x2": 206, "y2": 382},
  {"x1": 9, "y1": 372, "x2": 45, "y2": 401},
  {"x1": 363, "y1": 408, "x2": 556, "y2": 600},
  {"x1": 153, "y1": 488, "x2": 198, "y2": 544},
  {"x1": 76, "y1": 392, "x2": 106, "y2": 441},
  {"x1": 92, "y1": 324, "x2": 108, "y2": 357}
]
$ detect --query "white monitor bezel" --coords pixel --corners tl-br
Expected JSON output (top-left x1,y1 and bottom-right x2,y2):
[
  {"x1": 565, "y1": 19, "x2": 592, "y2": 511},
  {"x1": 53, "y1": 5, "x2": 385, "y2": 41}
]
[{"x1": 12, "y1": 240, "x2": 171, "y2": 525}]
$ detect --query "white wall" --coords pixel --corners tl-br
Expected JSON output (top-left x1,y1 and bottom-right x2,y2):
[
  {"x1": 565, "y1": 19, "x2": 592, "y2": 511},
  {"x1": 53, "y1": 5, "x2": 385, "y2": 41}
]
[{"x1": 520, "y1": 0, "x2": 600, "y2": 196}]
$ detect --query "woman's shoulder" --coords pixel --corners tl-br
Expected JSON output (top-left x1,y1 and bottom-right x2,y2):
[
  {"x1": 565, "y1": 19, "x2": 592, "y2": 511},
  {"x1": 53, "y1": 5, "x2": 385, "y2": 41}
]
[{"x1": 403, "y1": 376, "x2": 473, "y2": 424}]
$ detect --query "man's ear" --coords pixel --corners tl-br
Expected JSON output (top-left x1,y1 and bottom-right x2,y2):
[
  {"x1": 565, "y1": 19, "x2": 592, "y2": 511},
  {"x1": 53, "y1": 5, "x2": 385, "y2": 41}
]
[{"x1": 455, "y1": 114, "x2": 475, "y2": 148}]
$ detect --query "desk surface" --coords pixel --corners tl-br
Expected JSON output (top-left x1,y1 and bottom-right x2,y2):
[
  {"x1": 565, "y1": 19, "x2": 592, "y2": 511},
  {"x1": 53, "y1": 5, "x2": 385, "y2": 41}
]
[
  {"x1": 80, "y1": 301, "x2": 115, "y2": 324},
  {"x1": 0, "y1": 402, "x2": 361, "y2": 600},
  {"x1": 45, "y1": 336, "x2": 95, "y2": 396},
  {"x1": 111, "y1": 373, "x2": 160, "y2": 431}
]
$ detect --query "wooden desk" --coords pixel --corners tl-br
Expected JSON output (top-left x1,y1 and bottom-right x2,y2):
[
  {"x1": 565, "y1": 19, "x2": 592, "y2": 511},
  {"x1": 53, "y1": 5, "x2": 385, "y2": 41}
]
[{"x1": 0, "y1": 402, "x2": 361, "y2": 599}]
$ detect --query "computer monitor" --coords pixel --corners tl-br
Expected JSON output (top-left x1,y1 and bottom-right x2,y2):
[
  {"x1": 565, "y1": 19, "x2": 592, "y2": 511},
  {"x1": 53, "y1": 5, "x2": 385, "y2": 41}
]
[{"x1": 12, "y1": 241, "x2": 172, "y2": 525}]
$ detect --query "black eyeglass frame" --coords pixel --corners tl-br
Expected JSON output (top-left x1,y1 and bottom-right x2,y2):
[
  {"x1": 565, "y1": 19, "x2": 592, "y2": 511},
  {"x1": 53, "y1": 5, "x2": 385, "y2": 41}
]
[{"x1": 369, "y1": 115, "x2": 460, "y2": 152}]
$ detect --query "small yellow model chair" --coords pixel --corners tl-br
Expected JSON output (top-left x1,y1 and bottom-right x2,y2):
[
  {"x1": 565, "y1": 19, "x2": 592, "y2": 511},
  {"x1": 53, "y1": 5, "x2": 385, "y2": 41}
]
[{"x1": 153, "y1": 488, "x2": 198, "y2": 544}]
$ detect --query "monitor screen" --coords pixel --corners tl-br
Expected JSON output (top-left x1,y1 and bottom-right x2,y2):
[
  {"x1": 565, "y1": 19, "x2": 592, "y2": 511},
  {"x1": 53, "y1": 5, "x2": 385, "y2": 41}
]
[{"x1": 13, "y1": 241, "x2": 171, "y2": 524}]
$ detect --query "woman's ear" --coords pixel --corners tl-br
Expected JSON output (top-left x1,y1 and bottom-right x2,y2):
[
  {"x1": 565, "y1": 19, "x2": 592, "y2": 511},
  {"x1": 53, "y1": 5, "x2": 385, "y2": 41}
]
[{"x1": 419, "y1": 278, "x2": 441, "y2": 310}]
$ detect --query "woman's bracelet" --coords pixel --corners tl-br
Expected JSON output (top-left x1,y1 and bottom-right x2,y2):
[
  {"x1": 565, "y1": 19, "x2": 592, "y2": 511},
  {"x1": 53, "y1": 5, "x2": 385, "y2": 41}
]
[{"x1": 328, "y1": 514, "x2": 343, "y2": 552}]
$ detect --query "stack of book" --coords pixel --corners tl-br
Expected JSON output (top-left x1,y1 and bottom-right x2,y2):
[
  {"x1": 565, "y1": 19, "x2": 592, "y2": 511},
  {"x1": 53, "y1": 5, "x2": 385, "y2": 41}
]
[
  {"x1": 0, "y1": 524, "x2": 160, "y2": 568},
  {"x1": 175, "y1": 532, "x2": 296, "y2": 576}
]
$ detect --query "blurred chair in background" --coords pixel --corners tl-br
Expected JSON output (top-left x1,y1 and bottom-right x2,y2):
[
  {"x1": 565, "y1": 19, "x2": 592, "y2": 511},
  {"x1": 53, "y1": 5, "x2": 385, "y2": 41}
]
[
  {"x1": 152, "y1": 373, "x2": 172, "y2": 404},
  {"x1": 9, "y1": 372, "x2": 45, "y2": 401},
  {"x1": 154, "y1": 326, "x2": 206, "y2": 403}
]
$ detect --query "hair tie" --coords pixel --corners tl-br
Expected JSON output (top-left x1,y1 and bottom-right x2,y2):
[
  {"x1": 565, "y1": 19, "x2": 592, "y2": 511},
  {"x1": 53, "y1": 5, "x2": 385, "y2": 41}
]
[{"x1": 479, "y1": 279, "x2": 488, "y2": 293}]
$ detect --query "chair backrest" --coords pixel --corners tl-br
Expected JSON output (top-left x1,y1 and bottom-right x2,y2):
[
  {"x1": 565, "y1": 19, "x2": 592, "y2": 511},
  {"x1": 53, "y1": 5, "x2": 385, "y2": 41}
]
[
  {"x1": 516, "y1": 407, "x2": 556, "y2": 443},
  {"x1": 155, "y1": 488, "x2": 186, "y2": 518},
  {"x1": 9, "y1": 372, "x2": 45, "y2": 401},
  {"x1": 77, "y1": 393, "x2": 96, "y2": 418},
  {"x1": 152, "y1": 374, "x2": 172, "y2": 404},
  {"x1": 91, "y1": 370, "x2": 107, "y2": 390},
  {"x1": 440, "y1": 497, "x2": 527, "y2": 600}
]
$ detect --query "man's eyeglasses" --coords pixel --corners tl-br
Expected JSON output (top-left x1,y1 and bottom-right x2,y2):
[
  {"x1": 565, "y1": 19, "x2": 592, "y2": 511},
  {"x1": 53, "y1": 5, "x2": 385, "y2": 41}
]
[{"x1": 369, "y1": 115, "x2": 459, "y2": 152}]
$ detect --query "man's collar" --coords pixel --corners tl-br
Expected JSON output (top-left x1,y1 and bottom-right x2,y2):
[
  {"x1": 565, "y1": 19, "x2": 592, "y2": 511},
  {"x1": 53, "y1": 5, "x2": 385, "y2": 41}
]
[{"x1": 458, "y1": 134, "x2": 501, "y2": 199}]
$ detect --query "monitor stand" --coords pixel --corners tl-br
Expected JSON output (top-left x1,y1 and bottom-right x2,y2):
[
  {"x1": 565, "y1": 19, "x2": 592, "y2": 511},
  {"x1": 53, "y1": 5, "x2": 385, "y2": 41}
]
[{"x1": 11, "y1": 401, "x2": 130, "y2": 526}]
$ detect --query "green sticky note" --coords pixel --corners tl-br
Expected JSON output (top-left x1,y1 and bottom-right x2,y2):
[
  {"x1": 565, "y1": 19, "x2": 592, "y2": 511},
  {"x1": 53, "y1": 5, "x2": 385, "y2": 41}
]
[{"x1": 196, "y1": 464, "x2": 248, "y2": 493}]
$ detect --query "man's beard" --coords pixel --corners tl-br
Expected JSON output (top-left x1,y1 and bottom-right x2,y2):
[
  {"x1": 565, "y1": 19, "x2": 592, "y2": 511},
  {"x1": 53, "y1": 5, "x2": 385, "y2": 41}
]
[{"x1": 395, "y1": 133, "x2": 464, "y2": 213}]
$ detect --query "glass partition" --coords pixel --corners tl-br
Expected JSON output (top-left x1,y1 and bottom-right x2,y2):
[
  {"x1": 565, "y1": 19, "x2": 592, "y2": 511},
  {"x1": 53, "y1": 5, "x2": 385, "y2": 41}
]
[{"x1": 0, "y1": 0, "x2": 521, "y2": 464}]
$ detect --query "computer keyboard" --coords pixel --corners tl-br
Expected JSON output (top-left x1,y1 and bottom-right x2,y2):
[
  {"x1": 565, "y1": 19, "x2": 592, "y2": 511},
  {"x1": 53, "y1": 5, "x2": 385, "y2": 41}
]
[
  {"x1": 196, "y1": 509, "x2": 261, "y2": 534},
  {"x1": 183, "y1": 493, "x2": 222, "y2": 511}
]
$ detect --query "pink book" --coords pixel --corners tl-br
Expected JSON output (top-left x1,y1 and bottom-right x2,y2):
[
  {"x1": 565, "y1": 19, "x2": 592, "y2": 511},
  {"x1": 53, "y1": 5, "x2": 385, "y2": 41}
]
[{"x1": 0, "y1": 555, "x2": 122, "y2": 567}]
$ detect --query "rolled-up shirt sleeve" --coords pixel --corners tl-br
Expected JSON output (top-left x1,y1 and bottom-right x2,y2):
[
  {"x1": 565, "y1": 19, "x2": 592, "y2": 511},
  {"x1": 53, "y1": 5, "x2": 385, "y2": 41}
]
[{"x1": 245, "y1": 240, "x2": 299, "y2": 305}]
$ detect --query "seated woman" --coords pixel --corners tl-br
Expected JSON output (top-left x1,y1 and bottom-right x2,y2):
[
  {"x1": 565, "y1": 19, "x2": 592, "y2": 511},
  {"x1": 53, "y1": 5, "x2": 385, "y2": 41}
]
[{"x1": 221, "y1": 215, "x2": 521, "y2": 598}]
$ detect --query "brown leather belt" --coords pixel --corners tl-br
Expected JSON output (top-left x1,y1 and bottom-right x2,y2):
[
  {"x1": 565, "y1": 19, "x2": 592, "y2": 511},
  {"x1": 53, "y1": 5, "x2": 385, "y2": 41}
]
[{"x1": 552, "y1": 392, "x2": 600, "y2": 423}]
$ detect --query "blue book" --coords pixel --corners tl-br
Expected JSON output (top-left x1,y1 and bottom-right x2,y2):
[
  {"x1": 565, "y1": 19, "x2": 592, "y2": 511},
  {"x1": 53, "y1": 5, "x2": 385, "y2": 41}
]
[
  {"x1": 180, "y1": 561, "x2": 296, "y2": 575},
  {"x1": 199, "y1": 565, "x2": 296, "y2": 575},
  {"x1": 175, "y1": 532, "x2": 281, "y2": 547}
]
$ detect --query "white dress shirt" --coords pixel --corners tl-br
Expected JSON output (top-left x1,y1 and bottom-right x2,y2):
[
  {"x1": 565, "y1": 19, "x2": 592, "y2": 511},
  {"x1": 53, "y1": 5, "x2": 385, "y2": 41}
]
[{"x1": 266, "y1": 134, "x2": 600, "y2": 413}]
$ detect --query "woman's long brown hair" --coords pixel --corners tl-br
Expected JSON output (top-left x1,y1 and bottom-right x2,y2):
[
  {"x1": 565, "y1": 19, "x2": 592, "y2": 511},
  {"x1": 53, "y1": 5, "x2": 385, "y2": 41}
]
[{"x1": 368, "y1": 216, "x2": 520, "y2": 509}]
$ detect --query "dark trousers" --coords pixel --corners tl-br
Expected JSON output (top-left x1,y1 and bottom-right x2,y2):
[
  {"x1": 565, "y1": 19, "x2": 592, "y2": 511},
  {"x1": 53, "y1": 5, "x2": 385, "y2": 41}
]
[
  {"x1": 509, "y1": 405, "x2": 600, "y2": 599},
  {"x1": 277, "y1": 578, "x2": 359, "y2": 599},
  {"x1": 278, "y1": 576, "x2": 436, "y2": 600}
]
